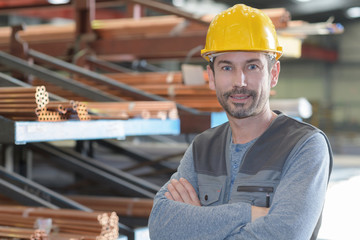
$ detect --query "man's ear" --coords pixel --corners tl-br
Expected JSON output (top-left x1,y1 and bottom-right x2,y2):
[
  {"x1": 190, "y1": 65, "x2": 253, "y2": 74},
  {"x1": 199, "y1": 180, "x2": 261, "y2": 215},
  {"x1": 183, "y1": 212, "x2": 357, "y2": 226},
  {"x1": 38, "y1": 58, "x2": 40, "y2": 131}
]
[
  {"x1": 207, "y1": 65, "x2": 216, "y2": 90},
  {"x1": 270, "y1": 61, "x2": 280, "y2": 88}
]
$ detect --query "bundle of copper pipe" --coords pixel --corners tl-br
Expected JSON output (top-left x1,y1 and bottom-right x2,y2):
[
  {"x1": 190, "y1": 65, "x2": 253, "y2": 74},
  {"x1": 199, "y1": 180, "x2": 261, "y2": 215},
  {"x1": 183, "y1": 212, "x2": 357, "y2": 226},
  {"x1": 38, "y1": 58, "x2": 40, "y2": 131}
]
[
  {"x1": 0, "y1": 86, "x2": 90, "y2": 122},
  {"x1": 86, "y1": 101, "x2": 179, "y2": 120},
  {"x1": 41, "y1": 100, "x2": 91, "y2": 121},
  {"x1": 68, "y1": 195, "x2": 154, "y2": 218},
  {"x1": 0, "y1": 86, "x2": 180, "y2": 121},
  {"x1": 0, "y1": 206, "x2": 119, "y2": 240},
  {"x1": 0, "y1": 194, "x2": 153, "y2": 219},
  {"x1": 75, "y1": 73, "x2": 224, "y2": 112},
  {"x1": 0, "y1": 86, "x2": 44, "y2": 121}
]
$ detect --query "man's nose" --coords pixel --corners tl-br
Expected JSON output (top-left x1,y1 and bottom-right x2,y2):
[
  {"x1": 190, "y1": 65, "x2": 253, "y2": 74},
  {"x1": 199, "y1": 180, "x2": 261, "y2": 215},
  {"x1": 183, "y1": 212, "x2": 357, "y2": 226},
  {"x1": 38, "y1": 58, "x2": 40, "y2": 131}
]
[{"x1": 233, "y1": 71, "x2": 247, "y2": 88}]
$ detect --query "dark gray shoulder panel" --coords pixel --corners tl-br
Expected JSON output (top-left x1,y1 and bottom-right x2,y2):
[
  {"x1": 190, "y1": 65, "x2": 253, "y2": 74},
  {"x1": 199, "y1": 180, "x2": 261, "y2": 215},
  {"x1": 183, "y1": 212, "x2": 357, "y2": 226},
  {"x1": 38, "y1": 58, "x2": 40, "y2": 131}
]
[
  {"x1": 240, "y1": 114, "x2": 319, "y2": 174},
  {"x1": 193, "y1": 122, "x2": 230, "y2": 176}
]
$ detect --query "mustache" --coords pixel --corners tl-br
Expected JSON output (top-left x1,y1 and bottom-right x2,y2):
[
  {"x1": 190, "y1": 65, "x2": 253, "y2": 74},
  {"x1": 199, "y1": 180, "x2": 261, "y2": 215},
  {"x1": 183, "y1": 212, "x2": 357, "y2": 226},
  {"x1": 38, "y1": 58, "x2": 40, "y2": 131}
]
[{"x1": 223, "y1": 88, "x2": 256, "y2": 99}]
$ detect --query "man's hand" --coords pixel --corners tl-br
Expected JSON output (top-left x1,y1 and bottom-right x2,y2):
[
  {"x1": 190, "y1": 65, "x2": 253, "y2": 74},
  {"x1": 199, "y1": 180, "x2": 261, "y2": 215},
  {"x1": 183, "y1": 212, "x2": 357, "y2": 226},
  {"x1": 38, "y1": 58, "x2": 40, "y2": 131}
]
[
  {"x1": 165, "y1": 178, "x2": 201, "y2": 206},
  {"x1": 251, "y1": 206, "x2": 269, "y2": 222}
]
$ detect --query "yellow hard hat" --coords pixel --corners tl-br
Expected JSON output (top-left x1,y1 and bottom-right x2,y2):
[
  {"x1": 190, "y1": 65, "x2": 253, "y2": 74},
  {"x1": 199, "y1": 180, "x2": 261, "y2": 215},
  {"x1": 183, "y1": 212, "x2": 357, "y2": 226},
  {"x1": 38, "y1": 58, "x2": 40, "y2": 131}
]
[{"x1": 201, "y1": 4, "x2": 283, "y2": 62}]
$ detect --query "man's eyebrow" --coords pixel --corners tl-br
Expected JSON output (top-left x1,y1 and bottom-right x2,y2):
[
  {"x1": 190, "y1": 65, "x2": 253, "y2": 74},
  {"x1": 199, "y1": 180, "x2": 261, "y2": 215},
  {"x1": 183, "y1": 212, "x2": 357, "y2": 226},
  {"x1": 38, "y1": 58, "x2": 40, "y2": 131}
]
[
  {"x1": 216, "y1": 58, "x2": 262, "y2": 66},
  {"x1": 217, "y1": 60, "x2": 233, "y2": 66},
  {"x1": 246, "y1": 58, "x2": 262, "y2": 64}
]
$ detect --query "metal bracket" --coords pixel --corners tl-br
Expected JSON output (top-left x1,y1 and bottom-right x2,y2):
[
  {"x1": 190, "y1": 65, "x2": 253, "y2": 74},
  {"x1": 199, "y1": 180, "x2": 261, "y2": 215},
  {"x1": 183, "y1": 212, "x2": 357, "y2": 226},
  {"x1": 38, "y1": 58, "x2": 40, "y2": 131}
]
[
  {"x1": 0, "y1": 51, "x2": 122, "y2": 102},
  {"x1": 29, "y1": 142, "x2": 159, "y2": 198},
  {"x1": 0, "y1": 165, "x2": 90, "y2": 210}
]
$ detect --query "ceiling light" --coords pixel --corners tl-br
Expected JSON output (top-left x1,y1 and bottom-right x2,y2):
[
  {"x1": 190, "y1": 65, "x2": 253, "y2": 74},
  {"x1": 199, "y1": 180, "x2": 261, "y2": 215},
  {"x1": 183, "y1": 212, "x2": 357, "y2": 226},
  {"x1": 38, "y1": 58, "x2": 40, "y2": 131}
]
[
  {"x1": 48, "y1": 0, "x2": 70, "y2": 4},
  {"x1": 295, "y1": 0, "x2": 312, "y2": 2},
  {"x1": 346, "y1": 7, "x2": 360, "y2": 19}
]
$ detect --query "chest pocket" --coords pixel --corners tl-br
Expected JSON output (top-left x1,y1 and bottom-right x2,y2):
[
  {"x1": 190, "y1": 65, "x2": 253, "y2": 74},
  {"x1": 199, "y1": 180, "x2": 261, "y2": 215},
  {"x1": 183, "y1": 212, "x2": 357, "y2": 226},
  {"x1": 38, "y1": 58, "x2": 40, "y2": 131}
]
[
  {"x1": 199, "y1": 184, "x2": 222, "y2": 206},
  {"x1": 231, "y1": 182, "x2": 277, "y2": 207}
]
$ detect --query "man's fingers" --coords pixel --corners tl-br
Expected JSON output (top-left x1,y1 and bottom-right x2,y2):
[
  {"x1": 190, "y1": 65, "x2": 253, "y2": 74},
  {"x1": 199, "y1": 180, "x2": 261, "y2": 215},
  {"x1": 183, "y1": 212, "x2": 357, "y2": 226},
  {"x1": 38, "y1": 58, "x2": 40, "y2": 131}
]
[
  {"x1": 165, "y1": 191, "x2": 174, "y2": 200},
  {"x1": 167, "y1": 181, "x2": 185, "y2": 202},
  {"x1": 166, "y1": 179, "x2": 192, "y2": 203},
  {"x1": 165, "y1": 178, "x2": 201, "y2": 206},
  {"x1": 170, "y1": 179, "x2": 191, "y2": 202},
  {"x1": 179, "y1": 178, "x2": 201, "y2": 206}
]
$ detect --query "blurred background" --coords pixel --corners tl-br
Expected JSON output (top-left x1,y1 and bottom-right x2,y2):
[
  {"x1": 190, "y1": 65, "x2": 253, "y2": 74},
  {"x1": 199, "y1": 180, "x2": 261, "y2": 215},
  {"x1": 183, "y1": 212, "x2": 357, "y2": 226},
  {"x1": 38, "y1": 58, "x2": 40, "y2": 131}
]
[{"x1": 0, "y1": 0, "x2": 359, "y2": 239}]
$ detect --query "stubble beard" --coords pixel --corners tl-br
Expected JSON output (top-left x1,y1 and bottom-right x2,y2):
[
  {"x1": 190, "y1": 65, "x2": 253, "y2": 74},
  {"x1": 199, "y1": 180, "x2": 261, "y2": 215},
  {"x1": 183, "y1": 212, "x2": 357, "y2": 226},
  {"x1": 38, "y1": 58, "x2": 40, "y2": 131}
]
[{"x1": 217, "y1": 88, "x2": 265, "y2": 119}]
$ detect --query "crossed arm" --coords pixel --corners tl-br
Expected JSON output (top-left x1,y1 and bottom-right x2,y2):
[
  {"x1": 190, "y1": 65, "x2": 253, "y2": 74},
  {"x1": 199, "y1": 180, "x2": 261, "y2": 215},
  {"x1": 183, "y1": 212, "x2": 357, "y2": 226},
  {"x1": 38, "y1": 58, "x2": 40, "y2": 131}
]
[
  {"x1": 166, "y1": 177, "x2": 269, "y2": 221},
  {"x1": 148, "y1": 133, "x2": 330, "y2": 240}
]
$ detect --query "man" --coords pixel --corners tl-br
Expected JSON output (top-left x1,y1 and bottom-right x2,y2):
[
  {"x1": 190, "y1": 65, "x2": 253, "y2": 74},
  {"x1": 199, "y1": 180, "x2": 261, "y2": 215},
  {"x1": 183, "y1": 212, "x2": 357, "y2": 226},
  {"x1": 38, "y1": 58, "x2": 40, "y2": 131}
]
[{"x1": 148, "y1": 4, "x2": 332, "y2": 240}]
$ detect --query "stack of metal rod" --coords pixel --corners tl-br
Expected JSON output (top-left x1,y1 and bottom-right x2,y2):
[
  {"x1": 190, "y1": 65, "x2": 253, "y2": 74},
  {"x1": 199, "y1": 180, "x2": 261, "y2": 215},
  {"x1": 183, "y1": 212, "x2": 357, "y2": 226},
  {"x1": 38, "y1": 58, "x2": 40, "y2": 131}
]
[
  {"x1": 86, "y1": 101, "x2": 179, "y2": 120},
  {"x1": 38, "y1": 100, "x2": 91, "y2": 121},
  {"x1": 0, "y1": 86, "x2": 90, "y2": 121},
  {"x1": 0, "y1": 206, "x2": 118, "y2": 240},
  {"x1": 69, "y1": 195, "x2": 154, "y2": 218},
  {"x1": 0, "y1": 86, "x2": 47, "y2": 121},
  {"x1": 0, "y1": 86, "x2": 179, "y2": 121}
]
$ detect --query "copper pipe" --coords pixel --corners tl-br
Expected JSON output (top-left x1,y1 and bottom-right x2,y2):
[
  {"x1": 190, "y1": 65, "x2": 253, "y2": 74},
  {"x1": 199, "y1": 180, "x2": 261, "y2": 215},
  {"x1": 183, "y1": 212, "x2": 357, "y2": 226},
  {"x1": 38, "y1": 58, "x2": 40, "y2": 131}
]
[
  {"x1": 0, "y1": 93, "x2": 36, "y2": 99},
  {"x1": 0, "y1": 226, "x2": 35, "y2": 239},
  {"x1": 69, "y1": 196, "x2": 154, "y2": 207},
  {"x1": 10, "y1": 117, "x2": 38, "y2": 121},
  {"x1": 0, "y1": 103, "x2": 38, "y2": 109},
  {"x1": 68, "y1": 195, "x2": 153, "y2": 218},
  {"x1": 0, "y1": 99, "x2": 36, "y2": 104},
  {"x1": 0, "y1": 206, "x2": 101, "y2": 220},
  {"x1": 0, "y1": 214, "x2": 35, "y2": 226},
  {"x1": 88, "y1": 114, "x2": 128, "y2": 120},
  {"x1": 103, "y1": 72, "x2": 184, "y2": 85},
  {"x1": 86, "y1": 101, "x2": 177, "y2": 110},
  {"x1": 47, "y1": 102, "x2": 74, "y2": 109},
  {"x1": 0, "y1": 109, "x2": 38, "y2": 116},
  {"x1": 0, "y1": 86, "x2": 38, "y2": 93},
  {"x1": 86, "y1": 101, "x2": 178, "y2": 120}
]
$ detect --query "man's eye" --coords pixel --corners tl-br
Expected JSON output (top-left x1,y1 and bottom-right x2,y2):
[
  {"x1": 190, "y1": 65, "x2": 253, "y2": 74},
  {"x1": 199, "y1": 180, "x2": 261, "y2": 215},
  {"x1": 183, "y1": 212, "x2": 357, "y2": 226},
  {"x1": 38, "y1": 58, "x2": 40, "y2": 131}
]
[
  {"x1": 222, "y1": 66, "x2": 232, "y2": 71},
  {"x1": 248, "y1": 64, "x2": 259, "y2": 70},
  {"x1": 248, "y1": 64, "x2": 258, "y2": 69}
]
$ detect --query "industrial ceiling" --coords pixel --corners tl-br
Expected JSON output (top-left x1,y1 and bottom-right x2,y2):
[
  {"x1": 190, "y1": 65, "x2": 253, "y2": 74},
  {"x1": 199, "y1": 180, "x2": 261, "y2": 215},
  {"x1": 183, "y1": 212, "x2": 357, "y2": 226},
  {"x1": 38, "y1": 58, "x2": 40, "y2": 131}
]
[
  {"x1": 0, "y1": 0, "x2": 359, "y2": 24},
  {"x1": 214, "y1": 0, "x2": 360, "y2": 23}
]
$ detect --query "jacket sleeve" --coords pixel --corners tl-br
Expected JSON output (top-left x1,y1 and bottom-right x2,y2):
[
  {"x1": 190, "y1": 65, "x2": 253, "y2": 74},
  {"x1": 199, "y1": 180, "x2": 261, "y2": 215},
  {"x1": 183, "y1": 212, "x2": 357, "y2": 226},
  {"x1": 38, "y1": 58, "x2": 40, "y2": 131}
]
[
  {"x1": 148, "y1": 142, "x2": 252, "y2": 240},
  {"x1": 225, "y1": 132, "x2": 330, "y2": 240}
]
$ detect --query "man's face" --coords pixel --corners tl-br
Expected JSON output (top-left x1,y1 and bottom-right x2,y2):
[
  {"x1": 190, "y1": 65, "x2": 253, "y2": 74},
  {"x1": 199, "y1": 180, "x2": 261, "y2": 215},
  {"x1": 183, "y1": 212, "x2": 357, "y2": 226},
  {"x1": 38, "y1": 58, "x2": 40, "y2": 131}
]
[{"x1": 208, "y1": 52, "x2": 279, "y2": 119}]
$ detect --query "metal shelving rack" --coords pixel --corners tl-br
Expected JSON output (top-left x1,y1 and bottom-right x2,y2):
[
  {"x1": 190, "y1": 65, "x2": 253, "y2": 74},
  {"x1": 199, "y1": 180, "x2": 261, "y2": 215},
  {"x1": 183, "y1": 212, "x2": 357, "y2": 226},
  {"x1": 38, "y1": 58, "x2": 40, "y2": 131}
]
[
  {"x1": 0, "y1": 3, "x2": 218, "y2": 238},
  {"x1": 0, "y1": 70, "x2": 181, "y2": 240}
]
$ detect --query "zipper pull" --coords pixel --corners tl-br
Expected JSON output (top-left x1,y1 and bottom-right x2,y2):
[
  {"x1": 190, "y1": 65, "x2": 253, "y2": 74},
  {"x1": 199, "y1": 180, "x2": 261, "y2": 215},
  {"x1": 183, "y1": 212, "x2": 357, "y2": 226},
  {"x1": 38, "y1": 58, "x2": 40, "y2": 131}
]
[{"x1": 266, "y1": 193, "x2": 270, "y2": 208}]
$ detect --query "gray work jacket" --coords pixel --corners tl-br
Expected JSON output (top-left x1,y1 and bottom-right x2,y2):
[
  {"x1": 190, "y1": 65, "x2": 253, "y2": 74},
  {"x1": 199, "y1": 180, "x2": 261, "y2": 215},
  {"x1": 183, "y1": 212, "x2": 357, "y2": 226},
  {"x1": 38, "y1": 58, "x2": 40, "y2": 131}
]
[{"x1": 192, "y1": 112, "x2": 333, "y2": 240}]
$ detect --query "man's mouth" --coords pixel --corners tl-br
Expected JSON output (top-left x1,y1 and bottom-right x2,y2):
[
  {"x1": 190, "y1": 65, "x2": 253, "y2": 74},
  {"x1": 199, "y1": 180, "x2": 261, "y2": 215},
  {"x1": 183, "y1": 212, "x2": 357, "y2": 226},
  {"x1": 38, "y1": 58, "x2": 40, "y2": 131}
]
[
  {"x1": 231, "y1": 94, "x2": 250, "y2": 100},
  {"x1": 223, "y1": 88, "x2": 255, "y2": 104}
]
